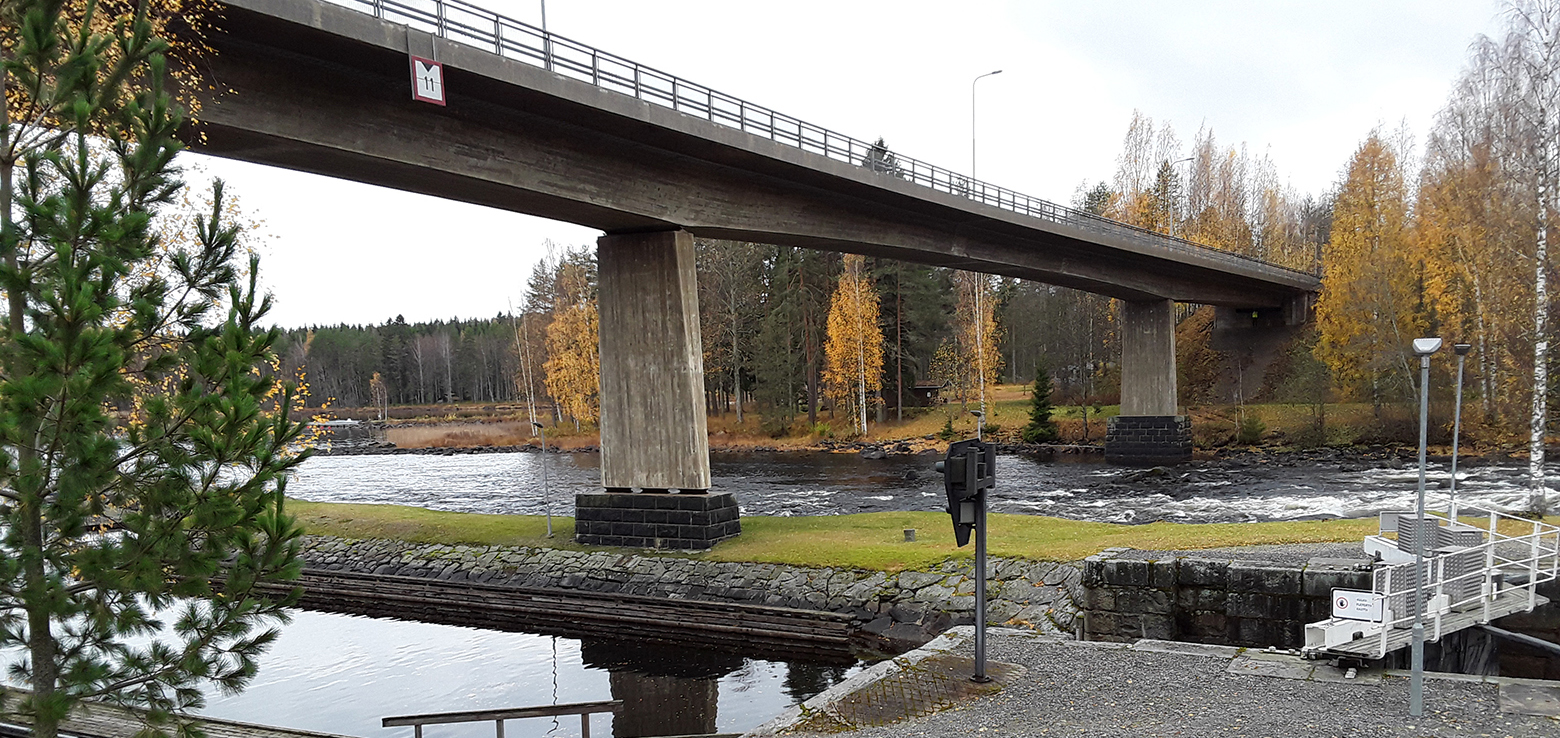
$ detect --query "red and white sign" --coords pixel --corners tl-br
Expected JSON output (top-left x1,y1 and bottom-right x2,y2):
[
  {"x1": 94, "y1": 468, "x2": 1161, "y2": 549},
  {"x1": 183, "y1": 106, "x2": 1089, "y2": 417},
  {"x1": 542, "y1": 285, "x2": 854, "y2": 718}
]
[{"x1": 410, "y1": 55, "x2": 446, "y2": 105}]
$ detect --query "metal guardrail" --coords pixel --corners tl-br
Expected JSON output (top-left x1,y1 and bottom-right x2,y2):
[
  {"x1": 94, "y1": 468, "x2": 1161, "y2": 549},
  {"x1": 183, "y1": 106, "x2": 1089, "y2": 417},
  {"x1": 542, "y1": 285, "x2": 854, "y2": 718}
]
[
  {"x1": 325, "y1": 0, "x2": 1318, "y2": 284},
  {"x1": 1367, "y1": 508, "x2": 1559, "y2": 657},
  {"x1": 383, "y1": 699, "x2": 622, "y2": 738}
]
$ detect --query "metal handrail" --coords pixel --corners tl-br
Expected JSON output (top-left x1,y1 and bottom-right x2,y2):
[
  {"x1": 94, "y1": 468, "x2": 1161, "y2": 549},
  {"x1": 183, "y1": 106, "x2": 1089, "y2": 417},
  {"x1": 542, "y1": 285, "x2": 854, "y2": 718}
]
[
  {"x1": 329, "y1": 0, "x2": 1318, "y2": 283},
  {"x1": 1368, "y1": 508, "x2": 1559, "y2": 657},
  {"x1": 383, "y1": 699, "x2": 622, "y2": 738}
]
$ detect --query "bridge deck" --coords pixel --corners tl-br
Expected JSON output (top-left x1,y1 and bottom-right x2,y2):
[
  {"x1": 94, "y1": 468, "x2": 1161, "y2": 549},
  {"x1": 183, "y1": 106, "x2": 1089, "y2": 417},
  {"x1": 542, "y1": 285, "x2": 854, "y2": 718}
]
[
  {"x1": 194, "y1": 0, "x2": 1320, "y2": 308},
  {"x1": 1321, "y1": 590, "x2": 1550, "y2": 659}
]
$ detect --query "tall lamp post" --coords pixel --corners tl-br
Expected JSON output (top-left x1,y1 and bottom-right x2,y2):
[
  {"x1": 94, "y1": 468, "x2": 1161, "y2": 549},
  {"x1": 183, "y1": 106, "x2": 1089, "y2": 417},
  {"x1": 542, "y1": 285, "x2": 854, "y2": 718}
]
[
  {"x1": 970, "y1": 70, "x2": 1001, "y2": 419},
  {"x1": 971, "y1": 70, "x2": 1003, "y2": 180},
  {"x1": 1409, "y1": 336, "x2": 1442, "y2": 717},
  {"x1": 1450, "y1": 343, "x2": 1472, "y2": 521}
]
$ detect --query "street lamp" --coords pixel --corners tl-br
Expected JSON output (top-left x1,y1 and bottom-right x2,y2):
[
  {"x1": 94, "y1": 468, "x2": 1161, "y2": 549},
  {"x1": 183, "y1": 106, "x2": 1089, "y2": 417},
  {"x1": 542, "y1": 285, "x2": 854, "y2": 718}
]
[
  {"x1": 540, "y1": 0, "x2": 553, "y2": 71},
  {"x1": 1409, "y1": 336, "x2": 1442, "y2": 717},
  {"x1": 970, "y1": 410, "x2": 985, "y2": 441},
  {"x1": 971, "y1": 70, "x2": 1003, "y2": 180},
  {"x1": 532, "y1": 421, "x2": 553, "y2": 537},
  {"x1": 1450, "y1": 343, "x2": 1472, "y2": 521}
]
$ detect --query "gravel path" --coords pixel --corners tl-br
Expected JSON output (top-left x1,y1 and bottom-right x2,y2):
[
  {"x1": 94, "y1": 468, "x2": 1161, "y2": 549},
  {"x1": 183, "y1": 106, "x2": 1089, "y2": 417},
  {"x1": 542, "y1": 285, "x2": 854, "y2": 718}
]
[{"x1": 816, "y1": 632, "x2": 1557, "y2": 738}]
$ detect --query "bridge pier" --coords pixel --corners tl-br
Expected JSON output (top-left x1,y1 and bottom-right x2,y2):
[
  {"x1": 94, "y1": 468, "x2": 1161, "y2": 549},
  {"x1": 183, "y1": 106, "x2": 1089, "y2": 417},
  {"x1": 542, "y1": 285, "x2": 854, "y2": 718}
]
[
  {"x1": 576, "y1": 229, "x2": 738, "y2": 549},
  {"x1": 1106, "y1": 299, "x2": 1192, "y2": 465}
]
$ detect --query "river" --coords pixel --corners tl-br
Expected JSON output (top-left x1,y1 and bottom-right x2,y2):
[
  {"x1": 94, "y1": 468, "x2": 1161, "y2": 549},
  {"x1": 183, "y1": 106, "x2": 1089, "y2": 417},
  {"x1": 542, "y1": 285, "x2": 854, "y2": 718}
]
[{"x1": 288, "y1": 449, "x2": 1558, "y2": 524}]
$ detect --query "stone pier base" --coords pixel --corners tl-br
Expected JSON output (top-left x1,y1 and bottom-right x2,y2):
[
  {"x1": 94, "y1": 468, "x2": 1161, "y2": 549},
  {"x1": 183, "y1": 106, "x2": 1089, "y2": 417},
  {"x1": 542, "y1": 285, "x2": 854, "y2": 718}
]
[
  {"x1": 575, "y1": 492, "x2": 740, "y2": 550},
  {"x1": 1105, "y1": 415, "x2": 1192, "y2": 465}
]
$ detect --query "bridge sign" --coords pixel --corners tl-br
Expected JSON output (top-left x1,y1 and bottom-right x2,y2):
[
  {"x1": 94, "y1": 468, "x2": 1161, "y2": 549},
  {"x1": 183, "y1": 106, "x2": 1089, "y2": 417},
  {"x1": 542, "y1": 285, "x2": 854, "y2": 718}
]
[
  {"x1": 410, "y1": 55, "x2": 446, "y2": 105},
  {"x1": 1332, "y1": 588, "x2": 1384, "y2": 622}
]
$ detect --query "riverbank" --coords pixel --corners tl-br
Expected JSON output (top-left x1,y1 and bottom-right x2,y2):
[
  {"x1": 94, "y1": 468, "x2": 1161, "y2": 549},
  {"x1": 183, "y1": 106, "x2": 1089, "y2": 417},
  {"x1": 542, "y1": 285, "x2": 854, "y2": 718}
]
[
  {"x1": 312, "y1": 388, "x2": 1554, "y2": 457},
  {"x1": 288, "y1": 500, "x2": 1388, "y2": 571}
]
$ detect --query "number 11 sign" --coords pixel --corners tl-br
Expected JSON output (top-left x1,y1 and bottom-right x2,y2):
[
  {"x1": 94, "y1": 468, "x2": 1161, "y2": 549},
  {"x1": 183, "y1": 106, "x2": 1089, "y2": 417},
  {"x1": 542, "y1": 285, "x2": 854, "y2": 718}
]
[{"x1": 410, "y1": 56, "x2": 446, "y2": 106}]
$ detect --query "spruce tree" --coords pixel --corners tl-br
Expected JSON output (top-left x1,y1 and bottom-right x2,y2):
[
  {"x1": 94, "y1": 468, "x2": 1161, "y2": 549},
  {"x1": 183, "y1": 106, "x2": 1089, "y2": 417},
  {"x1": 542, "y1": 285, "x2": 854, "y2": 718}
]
[
  {"x1": 1021, "y1": 364, "x2": 1061, "y2": 444},
  {"x1": 1, "y1": 3, "x2": 306, "y2": 736}
]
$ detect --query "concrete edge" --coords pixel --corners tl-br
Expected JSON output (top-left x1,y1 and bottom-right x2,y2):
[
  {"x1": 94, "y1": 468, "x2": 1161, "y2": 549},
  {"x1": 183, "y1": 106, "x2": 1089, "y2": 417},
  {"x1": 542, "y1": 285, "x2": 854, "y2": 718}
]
[
  {"x1": 1129, "y1": 639, "x2": 1247, "y2": 659},
  {"x1": 1379, "y1": 669, "x2": 1560, "y2": 688},
  {"x1": 742, "y1": 626, "x2": 1058, "y2": 736}
]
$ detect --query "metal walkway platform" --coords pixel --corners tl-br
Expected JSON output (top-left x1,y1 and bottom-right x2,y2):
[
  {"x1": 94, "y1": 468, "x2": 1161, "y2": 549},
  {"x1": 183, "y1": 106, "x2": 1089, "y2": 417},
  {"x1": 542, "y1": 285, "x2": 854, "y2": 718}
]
[
  {"x1": 1303, "y1": 506, "x2": 1559, "y2": 661},
  {"x1": 1319, "y1": 590, "x2": 1551, "y2": 659}
]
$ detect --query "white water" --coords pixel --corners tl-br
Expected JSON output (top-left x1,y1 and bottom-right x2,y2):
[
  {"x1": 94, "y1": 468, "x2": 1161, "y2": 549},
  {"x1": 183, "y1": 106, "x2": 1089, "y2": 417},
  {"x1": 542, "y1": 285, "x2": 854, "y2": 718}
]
[{"x1": 288, "y1": 451, "x2": 1558, "y2": 524}]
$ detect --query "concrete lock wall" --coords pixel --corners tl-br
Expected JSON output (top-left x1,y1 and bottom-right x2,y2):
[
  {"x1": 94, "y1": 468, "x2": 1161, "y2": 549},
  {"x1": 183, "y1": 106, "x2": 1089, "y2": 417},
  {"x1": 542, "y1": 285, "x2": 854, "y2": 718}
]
[
  {"x1": 1493, "y1": 579, "x2": 1560, "y2": 680},
  {"x1": 1081, "y1": 549, "x2": 1371, "y2": 648},
  {"x1": 1082, "y1": 550, "x2": 1558, "y2": 677}
]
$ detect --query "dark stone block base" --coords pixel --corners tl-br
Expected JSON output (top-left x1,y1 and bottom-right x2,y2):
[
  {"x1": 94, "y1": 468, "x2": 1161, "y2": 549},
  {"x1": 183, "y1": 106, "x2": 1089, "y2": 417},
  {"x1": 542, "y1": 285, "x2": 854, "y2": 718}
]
[
  {"x1": 1105, "y1": 415, "x2": 1192, "y2": 465},
  {"x1": 575, "y1": 491, "x2": 741, "y2": 550}
]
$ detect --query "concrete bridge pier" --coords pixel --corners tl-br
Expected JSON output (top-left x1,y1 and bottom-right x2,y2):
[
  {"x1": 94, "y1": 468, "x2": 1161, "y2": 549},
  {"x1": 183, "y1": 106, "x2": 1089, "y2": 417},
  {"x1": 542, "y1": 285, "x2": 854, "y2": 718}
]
[
  {"x1": 1106, "y1": 299, "x2": 1192, "y2": 465},
  {"x1": 575, "y1": 229, "x2": 740, "y2": 550}
]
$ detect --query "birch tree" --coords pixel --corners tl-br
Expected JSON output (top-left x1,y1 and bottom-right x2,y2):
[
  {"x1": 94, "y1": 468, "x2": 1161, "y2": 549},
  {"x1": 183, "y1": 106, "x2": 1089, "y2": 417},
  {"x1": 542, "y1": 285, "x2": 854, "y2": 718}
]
[
  {"x1": 823, "y1": 255, "x2": 883, "y2": 434},
  {"x1": 1506, "y1": 0, "x2": 1560, "y2": 512}
]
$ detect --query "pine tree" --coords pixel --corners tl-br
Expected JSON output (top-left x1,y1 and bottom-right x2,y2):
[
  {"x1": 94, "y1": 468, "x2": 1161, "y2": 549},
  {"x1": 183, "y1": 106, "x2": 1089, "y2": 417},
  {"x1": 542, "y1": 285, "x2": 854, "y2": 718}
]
[
  {"x1": 1021, "y1": 365, "x2": 1061, "y2": 443},
  {"x1": 753, "y1": 247, "x2": 805, "y2": 435},
  {"x1": 0, "y1": 3, "x2": 306, "y2": 735}
]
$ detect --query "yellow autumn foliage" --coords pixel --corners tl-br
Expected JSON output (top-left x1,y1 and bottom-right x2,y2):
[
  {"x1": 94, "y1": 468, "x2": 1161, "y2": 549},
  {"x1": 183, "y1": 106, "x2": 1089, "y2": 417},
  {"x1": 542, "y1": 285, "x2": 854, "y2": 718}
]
[
  {"x1": 1315, "y1": 133, "x2": 1424, "y2": 407},
  {"x1": 544, "y1": 257, "x2": 600, "y2": 427},
  {"x1": 823, "y1": 255, "x2": 883, "y2": 434}
]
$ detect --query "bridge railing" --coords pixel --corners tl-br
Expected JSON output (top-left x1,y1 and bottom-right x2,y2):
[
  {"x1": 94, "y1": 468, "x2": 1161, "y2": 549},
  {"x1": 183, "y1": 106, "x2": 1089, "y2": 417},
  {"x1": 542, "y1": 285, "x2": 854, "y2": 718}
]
[{"x1": 337, "y1": 0, "x2": 1316, "y2": 282}]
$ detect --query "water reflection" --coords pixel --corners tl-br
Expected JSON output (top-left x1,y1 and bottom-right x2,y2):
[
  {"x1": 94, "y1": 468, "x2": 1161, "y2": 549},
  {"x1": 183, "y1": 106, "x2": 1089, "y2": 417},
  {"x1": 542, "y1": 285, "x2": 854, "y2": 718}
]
[
  {"x1": 581, "y1": 641, "x2": 734, "y2": 737},
  {"x1": 196, "y1": 610, "x2": 858, "y2": 737}
]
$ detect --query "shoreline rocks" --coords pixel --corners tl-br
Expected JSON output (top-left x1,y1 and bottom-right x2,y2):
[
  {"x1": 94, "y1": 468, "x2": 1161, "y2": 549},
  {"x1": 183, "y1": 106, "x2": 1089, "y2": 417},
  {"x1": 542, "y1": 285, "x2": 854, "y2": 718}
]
[{"x1": 298, "y1": 535, "x2": 1083, "y2": 653}]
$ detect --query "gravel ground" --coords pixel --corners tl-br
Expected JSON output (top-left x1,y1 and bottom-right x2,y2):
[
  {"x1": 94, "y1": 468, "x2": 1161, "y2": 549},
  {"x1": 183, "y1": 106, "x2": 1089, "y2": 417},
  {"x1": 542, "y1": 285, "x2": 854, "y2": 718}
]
[
  {"x1": 823, "y1": 633, "x2": 1557, "y2": 738},
  {"x1": 1112, "y1": 542, "x2": 1373, "y2": 566}
]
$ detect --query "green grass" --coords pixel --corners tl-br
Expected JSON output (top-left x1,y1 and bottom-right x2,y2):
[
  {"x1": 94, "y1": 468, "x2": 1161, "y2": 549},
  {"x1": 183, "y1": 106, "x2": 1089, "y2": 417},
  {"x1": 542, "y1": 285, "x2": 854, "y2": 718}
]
[{"x1": 288, "y1": 499, "x2": 1391, "y2": 571}]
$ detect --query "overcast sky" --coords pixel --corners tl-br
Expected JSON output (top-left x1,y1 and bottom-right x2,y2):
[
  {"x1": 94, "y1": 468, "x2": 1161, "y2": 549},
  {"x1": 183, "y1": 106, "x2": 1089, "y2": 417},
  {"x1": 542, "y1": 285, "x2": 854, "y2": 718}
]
[{"x1": 188, "y1": 0, "x2": 1509, "y2": 328}]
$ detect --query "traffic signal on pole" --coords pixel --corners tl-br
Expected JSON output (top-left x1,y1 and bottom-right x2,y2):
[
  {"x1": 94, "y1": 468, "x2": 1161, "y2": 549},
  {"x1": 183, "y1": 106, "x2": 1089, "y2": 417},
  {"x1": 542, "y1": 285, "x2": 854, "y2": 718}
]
[{"x1": 934, "y1": 439, "x2": 994, "y2": 546}]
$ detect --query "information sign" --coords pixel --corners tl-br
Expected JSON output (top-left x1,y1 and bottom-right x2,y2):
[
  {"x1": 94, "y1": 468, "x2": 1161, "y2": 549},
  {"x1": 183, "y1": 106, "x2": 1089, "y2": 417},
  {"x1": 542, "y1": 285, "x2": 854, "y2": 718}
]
[
  {"x1": 1332, "y1": 588, "x2": 1384, "y2": 622},
  {"x1": 410, "y1": 56, "x2": 446, "y2": 105}
]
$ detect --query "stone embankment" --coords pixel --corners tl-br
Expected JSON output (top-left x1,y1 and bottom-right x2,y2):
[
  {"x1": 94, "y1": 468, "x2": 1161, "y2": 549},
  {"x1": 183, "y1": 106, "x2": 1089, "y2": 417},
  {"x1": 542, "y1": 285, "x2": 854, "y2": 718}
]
[{"x1": 299, "y1": 535, "x2": 1083, "y2": 652}]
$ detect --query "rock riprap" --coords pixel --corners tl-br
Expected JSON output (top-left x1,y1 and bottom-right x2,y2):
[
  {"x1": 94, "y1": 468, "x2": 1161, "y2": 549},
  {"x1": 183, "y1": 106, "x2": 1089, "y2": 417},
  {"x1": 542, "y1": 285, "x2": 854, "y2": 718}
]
[{"x1": 298, "y1": 535, "x2": 1082, "y2": 651}]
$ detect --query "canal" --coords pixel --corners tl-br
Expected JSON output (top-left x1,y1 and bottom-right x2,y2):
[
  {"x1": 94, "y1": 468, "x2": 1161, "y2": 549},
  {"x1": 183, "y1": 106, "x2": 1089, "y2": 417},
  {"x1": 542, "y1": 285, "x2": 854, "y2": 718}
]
[{"x1": 199, "y1": 609, "x2": 858, "y2": 738}]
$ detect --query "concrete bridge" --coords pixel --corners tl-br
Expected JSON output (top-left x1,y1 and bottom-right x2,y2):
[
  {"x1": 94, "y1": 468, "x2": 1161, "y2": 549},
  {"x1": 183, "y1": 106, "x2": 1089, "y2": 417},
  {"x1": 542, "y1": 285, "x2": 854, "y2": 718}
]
[{"x1": 190, "y1": 0, "x2": 1320, "y2": 545}]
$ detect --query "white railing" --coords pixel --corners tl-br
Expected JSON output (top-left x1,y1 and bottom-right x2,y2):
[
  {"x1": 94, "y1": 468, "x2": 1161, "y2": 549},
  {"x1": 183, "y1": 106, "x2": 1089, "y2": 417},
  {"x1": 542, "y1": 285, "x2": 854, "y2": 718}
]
[
  {"x1": 317, "y1": 0, "x2": 1318, "y2": 284},
  {"x1": 1367, "y1": 507, "x2": 1559, "y2": 658}
]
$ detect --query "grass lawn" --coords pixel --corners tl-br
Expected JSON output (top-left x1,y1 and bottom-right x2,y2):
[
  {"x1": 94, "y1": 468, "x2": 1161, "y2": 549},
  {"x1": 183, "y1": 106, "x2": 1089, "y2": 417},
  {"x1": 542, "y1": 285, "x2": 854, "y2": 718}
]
[{"x1": 288, "y1": 498, "x2": 1403, "y2": 572}]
